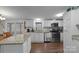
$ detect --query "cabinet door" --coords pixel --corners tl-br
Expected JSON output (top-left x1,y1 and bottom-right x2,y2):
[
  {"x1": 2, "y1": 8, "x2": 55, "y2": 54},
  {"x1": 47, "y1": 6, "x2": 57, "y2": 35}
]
[
  {"x1": 23, "y1": 40, "x2": 28, "y2": 53},
  {"x1": 35, "y1": 33, "x2": 44, "y2": 43},
  {"x1": 31, "y1": 33, "x2": 39, "y2": 43},
  {"x1": 0, "y1": 44, "x2": 23, "y2": 53},
  {"x1": 31, "y1": 33, "x2": 44, "y2": 43},
  {"x1": 27, "y1": 37, "x2": 31, "y2": 52},
  {"x1": 31, "y1": 33, "x2": 36, "y2": 43}
]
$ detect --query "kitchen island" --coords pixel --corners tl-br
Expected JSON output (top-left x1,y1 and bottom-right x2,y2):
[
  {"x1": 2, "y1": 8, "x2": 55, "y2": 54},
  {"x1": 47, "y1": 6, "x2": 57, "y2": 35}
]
[{"x1": 0, "y1": 33, "x2": 31, "y2": 53}]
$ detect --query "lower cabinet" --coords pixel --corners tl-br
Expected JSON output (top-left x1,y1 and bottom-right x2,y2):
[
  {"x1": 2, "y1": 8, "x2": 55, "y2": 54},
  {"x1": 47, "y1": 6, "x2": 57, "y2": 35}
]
[
  {"x1": 23, "y1": 36, "x2": 31, "y2": 53},
  {"x1": 31, "y1": 32, "x2": 44, "y2": 43},
  {"x1": 0, "y1": 44, "x2": 23, "y2": 53},
  {"x1": 0, "y1": 37, "x2": 31, "y2": 53}
]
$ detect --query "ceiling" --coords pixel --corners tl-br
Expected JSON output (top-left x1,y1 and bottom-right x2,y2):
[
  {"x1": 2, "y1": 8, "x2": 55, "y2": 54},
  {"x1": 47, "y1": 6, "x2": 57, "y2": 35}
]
[{"x1": 0, "y1": 6, "x2": 69, "y2": 20}]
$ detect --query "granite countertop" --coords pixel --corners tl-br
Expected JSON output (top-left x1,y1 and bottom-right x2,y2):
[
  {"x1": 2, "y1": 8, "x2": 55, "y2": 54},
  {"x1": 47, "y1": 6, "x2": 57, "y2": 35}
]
[
  {"x1": 0, "y1": 33, "x2": 30, "y2": 45},
  {"x1": 27, "y1": 30, "x2": 63, "y2": 33},
  {"x1": 27, "y1": 30, "x2": 51, "y2": 33}
]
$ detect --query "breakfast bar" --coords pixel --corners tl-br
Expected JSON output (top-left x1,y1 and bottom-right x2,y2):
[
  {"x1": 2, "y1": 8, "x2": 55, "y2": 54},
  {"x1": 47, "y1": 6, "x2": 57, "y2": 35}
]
[{"x1": 0, "y1": 33, "x2": 31, "y2": 53}]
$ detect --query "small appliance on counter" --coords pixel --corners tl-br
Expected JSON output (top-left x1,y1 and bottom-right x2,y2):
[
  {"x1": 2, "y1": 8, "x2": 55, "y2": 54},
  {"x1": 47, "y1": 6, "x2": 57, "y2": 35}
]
[
  {"x1": 27, "y1": 28, "x2": 34, "y2": 32},
  {"x1": 31, "y1": 28, "x2": 34, "y2": 32},
  {"x1": 27, "y1": 29, "x2": 30, "y2": 32}
]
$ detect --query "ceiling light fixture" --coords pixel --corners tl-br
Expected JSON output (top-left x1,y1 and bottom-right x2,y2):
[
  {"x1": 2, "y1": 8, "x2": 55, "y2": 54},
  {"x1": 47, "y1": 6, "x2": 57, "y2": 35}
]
[
  {"x1": 35, "y1": 18, "x2": 42, "y2": 22},
  {"x1": 2, "y1": 18, "x2": 5, "y2": 20},
  {"x1": 0, "y1": 14, "x2": 6, "y2": 20},
  {"x1": 56, "y1": 12, "x2": 64, "y2": 17}
]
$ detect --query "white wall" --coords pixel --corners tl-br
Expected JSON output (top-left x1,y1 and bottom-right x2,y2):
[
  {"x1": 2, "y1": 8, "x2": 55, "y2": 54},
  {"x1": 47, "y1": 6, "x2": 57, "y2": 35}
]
[
  {"x1": 4, "y1": 19, "x2": 24, "y2": 35},
  {"x1": 71, "y1": 9, "x2": 79, "y2": 35},
  {"x1": 63, "y1": 11, "x2": 73, "y2": 52},
  {"x1": 71, "y1": 9, "x2": 79, "y2": 52},
  {"x1": 63, "y1": 8, "x2": 79, "y2": 53}
]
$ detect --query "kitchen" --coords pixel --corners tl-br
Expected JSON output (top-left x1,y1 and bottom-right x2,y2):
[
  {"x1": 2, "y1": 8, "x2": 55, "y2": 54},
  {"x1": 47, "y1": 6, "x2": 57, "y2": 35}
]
[
  {"x1": 25, "y1": 18, "x2": 63, "y2": 43},
  {"x1": 0, "y1": 6, "x2": 79, "y2": 53}
]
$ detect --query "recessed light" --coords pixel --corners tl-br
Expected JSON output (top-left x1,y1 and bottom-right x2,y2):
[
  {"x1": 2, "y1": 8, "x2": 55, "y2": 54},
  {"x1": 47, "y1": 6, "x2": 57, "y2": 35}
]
[
  {"x1": 2, "y1": 18, "x2": 5, "y2": 20},
  {"x1": 0, "y1": 16, "x2": 2, "y2": 19},
  {"x1": 0, "y1": 16, "x2": 6, "y2": 20},
  {"x1": 56, "y1": 12, "x2": 64, "y2": 17},
  {"x1": 36, "y1": 18, "x2": 41, "y2": 21},
  {"x1": 35, "y1": 18, "x2": 42, "y2": 22}
]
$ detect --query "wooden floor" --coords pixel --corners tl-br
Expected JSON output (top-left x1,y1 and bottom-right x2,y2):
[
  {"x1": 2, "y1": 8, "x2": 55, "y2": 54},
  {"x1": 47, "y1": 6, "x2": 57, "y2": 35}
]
[{"x1": 31, "y1": 42, "x2": 63, "y2": 53}]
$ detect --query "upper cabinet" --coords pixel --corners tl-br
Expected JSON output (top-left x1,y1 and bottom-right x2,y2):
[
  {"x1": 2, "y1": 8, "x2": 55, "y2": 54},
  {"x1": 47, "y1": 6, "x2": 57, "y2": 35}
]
[
  {"x1": 25, "y1": 20, "x2": 33, "y2": 28},
  {"x1": 43, "y1": 20, "x2": 63, "y2": 27}
]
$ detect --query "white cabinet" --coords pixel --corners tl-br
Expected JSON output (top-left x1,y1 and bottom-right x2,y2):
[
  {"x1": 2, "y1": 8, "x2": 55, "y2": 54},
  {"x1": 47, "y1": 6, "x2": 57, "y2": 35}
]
[
  {"x1": 63, "y1": 8, "x2": 79, "y2": 53},
  {"x1": 25, "y1": 20, "x2": 33, "y2": 27},
  {"x1": 0, "y1": 35, "x2": 31, "y2": 53},
  {"x1": 31, "y1": 32, "x2": 44, "y2": 43},
  {"x1": 63, "y1": 11, "x2": 73, "y2": 53},
  {"x1": 23, "y1": 36, "x2": 31, "y2": 53},
  {"x1": 0, "y1": 44, "x2": 23, "y2": 53}
]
